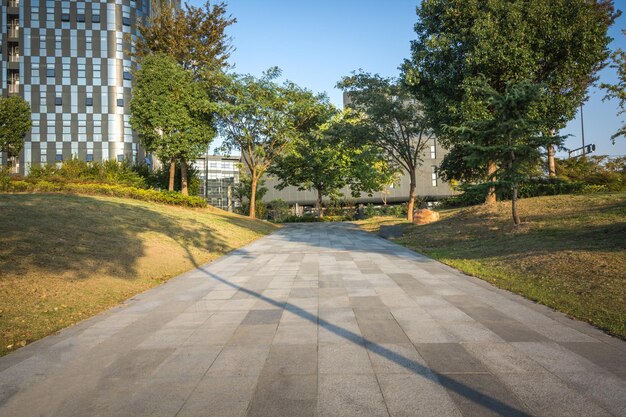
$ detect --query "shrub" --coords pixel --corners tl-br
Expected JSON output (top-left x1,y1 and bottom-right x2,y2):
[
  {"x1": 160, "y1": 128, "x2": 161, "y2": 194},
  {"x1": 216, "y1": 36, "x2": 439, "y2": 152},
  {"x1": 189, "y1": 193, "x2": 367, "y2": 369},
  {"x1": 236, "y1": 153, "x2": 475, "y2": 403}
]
[
  {"x1": 8, "y1": 180, "x2": 29, "y2": 192},
  {"x1": 267, "y1": 199, "x2": 290, "y2": 222},
  {"x1": 1, "y1": 180, "x2": 207, "y2": 208},
  {"x1": 27, "y1": 158, "x2": 146, "y2": 188},
  {"x1": 0, "y1": 166, "x2": 10, "y2": 192}
]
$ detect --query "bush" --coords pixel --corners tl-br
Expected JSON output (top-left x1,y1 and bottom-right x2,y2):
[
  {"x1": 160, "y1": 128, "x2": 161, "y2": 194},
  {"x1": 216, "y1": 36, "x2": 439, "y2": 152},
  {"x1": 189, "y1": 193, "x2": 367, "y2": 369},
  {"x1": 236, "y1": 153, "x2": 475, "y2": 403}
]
[
  {"x1": 27, "y1": 158, "x2": 147, "y2": 188},
  {"x1": 1, "y1": 180, "x2": 207, "y2": 208},
  {"x1": 267, "y1": 199, "x2": 290, "y2": 222},
  {"x1": 0, "y1": 166, "x2": 11, "y2": 192}
]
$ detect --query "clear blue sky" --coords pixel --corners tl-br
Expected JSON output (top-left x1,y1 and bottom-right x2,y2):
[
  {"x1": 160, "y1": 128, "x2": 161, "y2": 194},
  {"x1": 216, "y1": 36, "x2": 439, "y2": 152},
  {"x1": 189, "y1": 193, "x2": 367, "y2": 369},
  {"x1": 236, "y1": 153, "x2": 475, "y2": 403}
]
[{"x1": 188, "y1": 0, "x2": 626, "y2": 157}]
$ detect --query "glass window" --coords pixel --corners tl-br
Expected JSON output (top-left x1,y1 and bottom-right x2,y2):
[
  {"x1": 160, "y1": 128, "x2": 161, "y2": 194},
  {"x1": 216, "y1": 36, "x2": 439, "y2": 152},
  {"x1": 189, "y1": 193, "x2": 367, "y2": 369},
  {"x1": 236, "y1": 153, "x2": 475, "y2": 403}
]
[
  {"x1": 122, "y1": 17, "x2": 131, "y2": 26},
  {"x1": 56, "y1": 154, "x2": 63, "y2": 162},
  {"x1": 46, "y1": 68, "x2": 55, "y2": 77},
  {"x1": 117, "y1": 98, "x2": 124, "y2": 107},
  {"x1": 61, "y1": 13, "x2": 70, "y2": 22},
  {"x1": 86, "y1": 154, "x2": 94, "y2": 162},
  {"x1": 431, "y1": 166, "x2": 437, "y2": 187},
  {"x1": 77, "y1": 14, "x2": 85, "y2": 22},
  {"x1": 117, "y1": 154, "x2": 124, "y2": 162},
  {"x1": 86, "y1": 97, "x2": 93, "y2": 106},
  {"x1": 92, "y1": 14, "x2": 100, "y2": 23},
  {"x1": 55, "y1": 97, "x2": 62, "y2": 106},
  {"x1": 123, "y1": 71, "x2": 132, "y2": 81}
]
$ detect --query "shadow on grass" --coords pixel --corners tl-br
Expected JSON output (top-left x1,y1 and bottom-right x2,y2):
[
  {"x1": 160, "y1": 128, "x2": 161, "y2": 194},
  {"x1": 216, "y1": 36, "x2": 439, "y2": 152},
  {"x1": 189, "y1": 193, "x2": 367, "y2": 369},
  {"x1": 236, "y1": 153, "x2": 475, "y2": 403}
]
[{"x1": 0, "y1": 194, "x2": 234, "y2": 280}]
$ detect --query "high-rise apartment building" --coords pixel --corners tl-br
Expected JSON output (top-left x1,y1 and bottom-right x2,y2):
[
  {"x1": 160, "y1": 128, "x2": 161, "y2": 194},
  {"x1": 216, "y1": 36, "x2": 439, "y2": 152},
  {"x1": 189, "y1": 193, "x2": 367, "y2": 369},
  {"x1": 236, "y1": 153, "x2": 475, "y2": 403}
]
[{"x1": 0, "y1": 0, "x2": 179, "y2": 174}]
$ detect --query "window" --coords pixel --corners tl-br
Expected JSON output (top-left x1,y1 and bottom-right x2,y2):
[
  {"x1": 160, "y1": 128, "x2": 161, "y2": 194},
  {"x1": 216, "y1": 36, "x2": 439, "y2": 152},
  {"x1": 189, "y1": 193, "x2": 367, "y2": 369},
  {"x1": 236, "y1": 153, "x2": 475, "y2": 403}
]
[
  {"x1": 56, "y1": 154, "x2": 63, "y2": 162},
  {"x1": 46, "y1": 68, "x2": 55, "y2": 77},
  {"x1": 86, "y1": 154, "x2": 94, "y2": 162},
  {"x1": 85, "y1": 97, "x2": 93, "y2": 106},
  {"x1": 61, "y1": 13, "x2": 70, "y2": 22},
  {"x1": 430, "y1": 145, "x2": 436, "y2": 159},
  {"x1": 123, "y1": 71, "x2": 132, "y2": 81},
  {"x1": 77, "y1": 14, "x2": 85, "y2": 22},
  {"x1": 117, "y1": 154, "x2": 124, "y2": 162},
  {"x1": 92, "y1": 14, "x2": 100, "y2": 23},
  {"x1": 117, "y1": 98, "x2": 124, "y2": 107},
  {"x1": 55, "y1": 97, "x2": 62, "y2": 106},
  {"x1": 122, "y1": 17, "x2": 131, "y2": 26},
  {"x1": 431, "y1": 166, "x2": 437, "y2": 187}
]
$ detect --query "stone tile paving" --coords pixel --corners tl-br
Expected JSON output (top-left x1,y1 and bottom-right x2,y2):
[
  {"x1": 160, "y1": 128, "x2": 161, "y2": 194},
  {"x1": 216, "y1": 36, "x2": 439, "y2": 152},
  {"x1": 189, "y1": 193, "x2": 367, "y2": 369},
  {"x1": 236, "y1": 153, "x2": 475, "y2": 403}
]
[{"x1": 0, "y1": 222, "x2": 625, "y2": 417}]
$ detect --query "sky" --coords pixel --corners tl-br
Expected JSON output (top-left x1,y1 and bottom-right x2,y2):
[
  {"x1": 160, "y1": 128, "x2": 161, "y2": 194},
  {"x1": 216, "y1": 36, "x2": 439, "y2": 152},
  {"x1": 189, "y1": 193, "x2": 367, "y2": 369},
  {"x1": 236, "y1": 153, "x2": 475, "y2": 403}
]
[{"x1": 188, "y1": 0, "x2": 626, "y2": 157}]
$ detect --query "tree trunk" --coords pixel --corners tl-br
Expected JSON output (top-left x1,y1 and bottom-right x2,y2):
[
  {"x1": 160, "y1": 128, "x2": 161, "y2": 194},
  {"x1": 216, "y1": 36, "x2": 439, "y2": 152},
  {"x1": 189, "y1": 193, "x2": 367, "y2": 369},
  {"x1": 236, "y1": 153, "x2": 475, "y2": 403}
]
[
  {"x1": 547, "y1": 144, "x2": 556, "y2": 177},
  {"x1": 407, "y1": 170, "x2": 417, "y2": 223},
  {"x1": 511, "y1": 185, "x2": 520, "y2": 225},
  {"x1": 317, "y1": 188, "x2": 324, "y2": 219},
  {"x1": 180, "y1": 159, "x2": 188, "y2": 196},
  {"x1": 485, "y1": 160, "x2": 497, "y2": 204},
  {"x1": 249, "y1": 173, "x2": 257, "y2": 219},
  {"x1": 168, "y1": 159, "x2": 176, "y2": 191}
]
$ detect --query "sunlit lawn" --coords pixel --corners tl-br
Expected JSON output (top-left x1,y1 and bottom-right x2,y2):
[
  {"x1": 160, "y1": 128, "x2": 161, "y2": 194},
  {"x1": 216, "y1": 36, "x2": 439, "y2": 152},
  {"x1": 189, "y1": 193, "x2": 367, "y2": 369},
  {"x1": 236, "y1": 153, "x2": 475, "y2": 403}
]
[
  {"x1": 358, "y1": 193, "x2": 626, "y2": 338},
  {"x1": 0, "y1": 194, "x2": 277, "y2": 356}
]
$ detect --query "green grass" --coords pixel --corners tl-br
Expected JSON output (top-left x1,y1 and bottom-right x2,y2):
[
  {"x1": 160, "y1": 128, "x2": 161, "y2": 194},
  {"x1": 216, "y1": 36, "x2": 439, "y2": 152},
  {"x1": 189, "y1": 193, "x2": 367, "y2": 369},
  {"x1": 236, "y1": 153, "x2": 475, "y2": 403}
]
[
  {"x1": 0, "y1": 193, "x2": 278, "y2": 356},
  {"x1": 357, "y1": 193, "x2": 626, "y2": 338}
]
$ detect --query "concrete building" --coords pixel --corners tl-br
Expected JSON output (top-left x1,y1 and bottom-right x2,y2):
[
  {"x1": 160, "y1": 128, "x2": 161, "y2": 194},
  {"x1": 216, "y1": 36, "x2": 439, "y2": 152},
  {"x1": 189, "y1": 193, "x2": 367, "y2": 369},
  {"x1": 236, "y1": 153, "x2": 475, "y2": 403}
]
[
  {"x1": 261, "y1": 136, "x2": 454, "y2": 205},
  {"x1": 0, "y1": 0, "x2": 179, "y2": 174}
]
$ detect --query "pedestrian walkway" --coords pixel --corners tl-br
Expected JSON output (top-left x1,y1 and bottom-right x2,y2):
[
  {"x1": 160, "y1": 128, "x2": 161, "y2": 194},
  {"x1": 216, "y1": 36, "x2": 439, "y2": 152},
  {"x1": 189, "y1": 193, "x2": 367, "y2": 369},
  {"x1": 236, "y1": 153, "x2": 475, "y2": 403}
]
[{"x1": 0, "y1": 223, "x2": 624, "y2": 417}]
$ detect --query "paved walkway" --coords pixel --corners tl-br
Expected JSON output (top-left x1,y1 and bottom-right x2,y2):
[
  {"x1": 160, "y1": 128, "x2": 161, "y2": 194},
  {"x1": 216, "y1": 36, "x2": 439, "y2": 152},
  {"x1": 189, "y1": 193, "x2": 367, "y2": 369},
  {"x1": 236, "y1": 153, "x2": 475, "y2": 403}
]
[{"x1": 1, "y1": 223, "x2": 625, "y2": 417}]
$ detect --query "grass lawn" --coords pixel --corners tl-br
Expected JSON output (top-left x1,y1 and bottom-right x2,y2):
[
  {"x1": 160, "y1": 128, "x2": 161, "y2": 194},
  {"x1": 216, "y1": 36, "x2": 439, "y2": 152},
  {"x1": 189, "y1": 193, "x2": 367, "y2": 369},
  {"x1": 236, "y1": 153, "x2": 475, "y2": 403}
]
[
  {"x1": 0, "y1": 193, "x2": 277, "y2": 356},
  {"x1": 358, "y1": 193, "x2": 626, "y2": 339}
]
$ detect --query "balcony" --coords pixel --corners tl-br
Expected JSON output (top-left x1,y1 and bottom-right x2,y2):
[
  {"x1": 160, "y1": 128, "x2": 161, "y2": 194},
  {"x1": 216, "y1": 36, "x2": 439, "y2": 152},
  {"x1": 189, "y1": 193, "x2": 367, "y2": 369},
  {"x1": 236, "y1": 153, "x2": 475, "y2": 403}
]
[
  {"x1": 8, "y1": 25, "x2": 19, "y2": 39},
  {"x1": 9, "y1": 50, "x2": 19, "y2": 63},
  {"x1": 8, "y1": 82, "x2": 19, "y2": 95}
]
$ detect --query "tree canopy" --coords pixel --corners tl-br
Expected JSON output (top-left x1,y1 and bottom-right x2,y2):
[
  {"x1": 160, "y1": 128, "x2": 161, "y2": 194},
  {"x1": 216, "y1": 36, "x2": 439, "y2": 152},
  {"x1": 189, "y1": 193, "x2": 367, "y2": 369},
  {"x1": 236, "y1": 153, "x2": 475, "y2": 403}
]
[
  {"x1": 404, "y1": 0, "x2": 619, "y2": 190},
  {"x1": 269, "y1": 108, "x2": 393, "y2": 217},
  {"x1": 0, "y1": 95, "x2": 32, "y2": 165},
  {"x1": 601, "y1": 29, "x2": 626, "y2": 142},
  {"x1": 135, "y1": 1, "x2": 236, "y2": 75}
]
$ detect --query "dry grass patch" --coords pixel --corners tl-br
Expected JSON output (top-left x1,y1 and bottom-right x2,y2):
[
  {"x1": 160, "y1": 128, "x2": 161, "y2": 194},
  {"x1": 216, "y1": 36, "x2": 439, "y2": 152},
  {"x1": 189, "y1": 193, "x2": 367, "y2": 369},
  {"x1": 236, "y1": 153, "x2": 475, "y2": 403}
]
[
  {"x1": 357, "y1": 193, "x2": 626, "y2": 338},
  {"x1": 0, "y1": 193, "x2": 277, "y2": 355}
]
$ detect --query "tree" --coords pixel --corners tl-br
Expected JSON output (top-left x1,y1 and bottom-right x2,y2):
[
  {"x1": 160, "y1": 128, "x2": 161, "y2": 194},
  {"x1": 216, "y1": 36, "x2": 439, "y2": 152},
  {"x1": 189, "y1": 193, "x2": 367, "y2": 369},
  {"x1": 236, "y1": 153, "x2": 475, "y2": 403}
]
[
  {"x1": 0, "y1": 96, "x2": 32, "y2": 169},
  {"x1": 233, "y1": 169, "x2": 268, "y2": 217},
  {"x1": 130, "y1": 54, "x2": 215, "y2": 194},
  {"x1": 219, "y1": 68, "x2": 320, "y2": 218},
  {"x1": 404, "y1": 0, "x2": 619, "y2": 202},
  {"x1": 448, "y1": 79, "x2": 557, "y2": 225},
  {"x1": 337, "y1": 72, "x2": 433, "y2": 222},
  {"x1": 601, "y1": 30, "x2": 626, "y2": 142},
  {"x1": 136, "y1": 1, "x2": 236, "y2": 75},
  {"x1": 135, "y1": 0, "x2": 235, "y2": 189},
  {"x1": 270, "y1": 108, "x2": 392, "y2": 218}
]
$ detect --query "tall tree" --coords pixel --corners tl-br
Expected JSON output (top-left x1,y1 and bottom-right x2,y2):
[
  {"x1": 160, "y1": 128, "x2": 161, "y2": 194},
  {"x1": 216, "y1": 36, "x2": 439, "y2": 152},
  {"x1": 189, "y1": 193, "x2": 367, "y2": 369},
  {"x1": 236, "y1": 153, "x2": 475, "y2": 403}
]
[
  {"x1": 136, "y1": 1, "x2": 236, "y2": 75},
  {"x1": 404, "y1": 0, "x2": 618, "y2": 202},
  {"x1": 270, "y1": 109, "x2": 392, "y2": 218},
  {"x1": 0, "y1": 96, "x2": 32, "y2": 169},
  {"x1": 130, "y1": 54, "x2": 215, "y2": 194},
  {"x1": 337, "y1": 72, "x2": 433, "y2": 222},
  {"x1": 135, "y1": 0, "x2": 235, "y2": 187},
  {"x1": 448, "y1": 79, "x2": 558, "y2": 225},
  {"x1": 601, "y1": 29, "x2": 626, "y2": 142},
  {"x1": 219, "y1": 69, "x2": 324, "y2": 218}
]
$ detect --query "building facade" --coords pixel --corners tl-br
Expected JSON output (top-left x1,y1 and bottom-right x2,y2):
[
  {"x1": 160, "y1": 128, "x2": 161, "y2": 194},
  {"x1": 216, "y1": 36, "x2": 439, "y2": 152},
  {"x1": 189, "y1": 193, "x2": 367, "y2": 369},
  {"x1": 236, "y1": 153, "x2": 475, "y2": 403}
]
[
  {"x1": 0, "y1": 0, "x2": 178, "y2": 174},
  {"x1": 192, "y1": 154, "x2": 240, "y2": 211}
]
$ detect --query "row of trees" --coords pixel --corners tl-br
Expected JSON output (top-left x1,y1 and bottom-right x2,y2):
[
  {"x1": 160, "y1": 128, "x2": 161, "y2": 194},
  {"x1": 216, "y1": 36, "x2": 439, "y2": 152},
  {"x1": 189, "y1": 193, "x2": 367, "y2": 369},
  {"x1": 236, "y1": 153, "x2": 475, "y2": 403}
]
[{"x1": 131, "y1": 1, "x2": 623, "y2": 224}]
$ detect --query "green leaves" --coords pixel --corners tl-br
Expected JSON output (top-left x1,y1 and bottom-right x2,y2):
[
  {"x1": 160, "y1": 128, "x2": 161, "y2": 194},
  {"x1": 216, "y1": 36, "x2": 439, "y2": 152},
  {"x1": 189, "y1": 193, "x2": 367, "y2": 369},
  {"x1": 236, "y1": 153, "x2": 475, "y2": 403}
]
[
  {"x1": 0, "y1": 95, "x2": 32, "y2": 160},
  {"x1": 130, "y1": 53, "x2": 216, "y2": 164}
]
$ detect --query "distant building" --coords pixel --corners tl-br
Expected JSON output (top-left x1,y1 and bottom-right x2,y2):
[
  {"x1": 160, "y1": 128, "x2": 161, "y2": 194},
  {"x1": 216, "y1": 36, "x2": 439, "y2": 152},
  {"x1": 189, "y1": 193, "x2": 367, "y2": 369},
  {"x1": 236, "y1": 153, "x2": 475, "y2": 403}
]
[
  {"x1": 0, "y1": 0, "x2": 180, "y2": 175},
  {"x1": 262, "y1": 136, "x2": 454, "y2": 205},
  {"x1": 192, "y1": 154, "x2": 240, "y2": 211}
]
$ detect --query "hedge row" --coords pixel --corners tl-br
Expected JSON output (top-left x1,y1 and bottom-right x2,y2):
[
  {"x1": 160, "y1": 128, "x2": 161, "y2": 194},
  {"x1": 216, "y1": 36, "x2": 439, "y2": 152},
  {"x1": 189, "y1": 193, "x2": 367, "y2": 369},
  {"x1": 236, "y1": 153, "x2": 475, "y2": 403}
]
[{"x1": 5, "y1": 180, "x2": 208, "y2": 208}]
